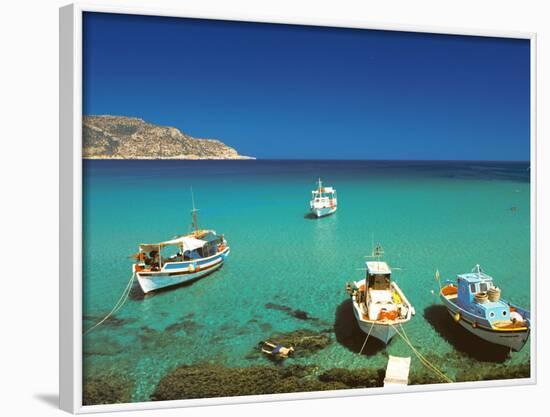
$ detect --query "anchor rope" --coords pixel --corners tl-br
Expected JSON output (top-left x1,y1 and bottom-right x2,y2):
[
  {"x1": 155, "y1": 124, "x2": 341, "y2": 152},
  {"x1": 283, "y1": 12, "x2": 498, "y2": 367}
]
[
  {"x1": 391, "y1": 323, "x2": 453, "y2": 384},
  {"x1": 359, "y1": 320, "x2": 376, "y2": 355},
  {"x1": 83, "y1": 273, "x2": 136, "y2": 336}
]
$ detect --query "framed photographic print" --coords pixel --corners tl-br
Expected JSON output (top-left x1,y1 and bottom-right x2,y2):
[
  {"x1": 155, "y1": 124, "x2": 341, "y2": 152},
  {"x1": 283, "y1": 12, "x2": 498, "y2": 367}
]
[{"x1": 59, "y1": 3, "x2": 536, "y2": 413}]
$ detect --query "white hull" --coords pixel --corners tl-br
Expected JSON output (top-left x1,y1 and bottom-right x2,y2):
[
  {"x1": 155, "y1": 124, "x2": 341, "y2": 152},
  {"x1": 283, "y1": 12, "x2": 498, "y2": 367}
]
[
  {"x1": 445, "y1": 308, "x2": 529, "y2": 351},
  {"x1": 137, "y1": 262, "x2": 223, "y2": 293},
  {"x1": 351, "y1": 279, "x2": 413, "y2": 345},
  {"x1": 312, "y1": 206, "x2": 337, "y2": 218},
  {"x1": 135, "y1": 247, "x2": 229, "y2": 293},
  {"x1": 356, "y1": 318, "x2": 398, "y2": 344}
]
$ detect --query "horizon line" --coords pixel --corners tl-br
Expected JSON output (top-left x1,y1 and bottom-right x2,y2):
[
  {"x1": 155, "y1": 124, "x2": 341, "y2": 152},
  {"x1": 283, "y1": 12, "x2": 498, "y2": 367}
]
[{"x1": 84, "y1": 158, "x2": 530, "y2": 163}]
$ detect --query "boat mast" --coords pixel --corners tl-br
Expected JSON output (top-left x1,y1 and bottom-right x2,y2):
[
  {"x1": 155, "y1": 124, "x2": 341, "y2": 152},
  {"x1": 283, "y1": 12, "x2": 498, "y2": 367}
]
[
  {"x1": 318, "y1": 178, "x2": 322, "y2": 195},
  {"x1": 373, "y1": 243, "x2": 384, "y2": 261},
  {"x1": 190, "y1": 188, "x2": 199, "y2": 233},
  {"x1": 473, "y1": 264, "x2": 482, "y2": 279}
]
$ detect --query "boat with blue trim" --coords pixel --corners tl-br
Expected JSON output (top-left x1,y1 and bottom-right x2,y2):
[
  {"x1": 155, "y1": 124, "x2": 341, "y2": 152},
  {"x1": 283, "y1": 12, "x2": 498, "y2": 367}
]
[
  {"x1": 310, "y1": 178, "x2": 337, "y2": 218},
  {"x1": 440, "y1": 264, "x2": 530, "y2": 351},
  {"x1": 132, "y1": 200, "x2": 230, "y2": 294}
]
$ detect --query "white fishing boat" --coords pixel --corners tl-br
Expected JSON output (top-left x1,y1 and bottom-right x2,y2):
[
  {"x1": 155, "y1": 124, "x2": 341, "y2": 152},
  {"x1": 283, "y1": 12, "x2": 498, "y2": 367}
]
[
  {"x1": 132, "y1": 198, "x2": 230, "y2": 294},
  {"x1": 346, "y1": 244, "x2": 414, "y2": 344},
  {"x1": 309, "y1": 178, "x2": 337, "y2": 218}
]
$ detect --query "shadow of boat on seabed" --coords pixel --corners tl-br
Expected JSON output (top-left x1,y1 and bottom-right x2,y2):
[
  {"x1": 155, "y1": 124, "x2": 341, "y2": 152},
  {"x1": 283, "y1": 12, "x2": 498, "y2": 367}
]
[
  {"x1": 333, "y1": 298, "x2": 385, "y2": 356},
  {"x1": 423, "y1": 304, "x2": 512, "y2": 363}
]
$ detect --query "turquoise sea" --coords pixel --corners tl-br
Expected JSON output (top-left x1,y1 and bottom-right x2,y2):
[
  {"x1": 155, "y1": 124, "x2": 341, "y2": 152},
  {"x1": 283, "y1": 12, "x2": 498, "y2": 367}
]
[{"x1": 83, "y1": 160, "x2": 531, "y2": 402}]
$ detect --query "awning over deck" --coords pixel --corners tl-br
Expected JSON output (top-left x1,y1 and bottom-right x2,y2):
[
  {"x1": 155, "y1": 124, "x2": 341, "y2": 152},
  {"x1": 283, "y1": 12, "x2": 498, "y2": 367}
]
[{"x1": 139, "y1": 236, "x2": 207, "y2": 252}]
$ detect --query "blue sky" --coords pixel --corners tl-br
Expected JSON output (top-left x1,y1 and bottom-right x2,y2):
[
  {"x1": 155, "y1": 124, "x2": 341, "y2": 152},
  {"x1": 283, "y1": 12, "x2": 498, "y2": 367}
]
[{"x1": 83, "y1": 12, "x2": 530, "y2": 160}]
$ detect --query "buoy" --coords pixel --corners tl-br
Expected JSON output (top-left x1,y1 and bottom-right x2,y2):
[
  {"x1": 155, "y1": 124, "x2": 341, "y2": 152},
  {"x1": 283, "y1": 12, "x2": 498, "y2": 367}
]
[
  {"x1": 188, "y1": 263, "x2": 196, "y2": 272},
  {"x1": 453, "y1": 312, "x2": 461, "y2": 322},
  {"x1": 472, "y1": 321, "x2": 478, "y2": 328}
]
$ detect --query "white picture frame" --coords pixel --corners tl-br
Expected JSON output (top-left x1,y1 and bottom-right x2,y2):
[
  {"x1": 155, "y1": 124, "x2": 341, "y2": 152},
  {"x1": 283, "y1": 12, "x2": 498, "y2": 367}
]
[{"x1": 60, "y1": 2, "x2": 537, "y2": 413}]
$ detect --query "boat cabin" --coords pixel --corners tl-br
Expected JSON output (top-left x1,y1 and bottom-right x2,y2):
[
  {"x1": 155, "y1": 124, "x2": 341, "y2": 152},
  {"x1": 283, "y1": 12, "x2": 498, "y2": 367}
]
[
  {"x1": 137, "y1": 231, "x2": 223, "y2": 270},
  {"x1": 312, "y1": 186, "x2": 336, "y2": 201},
  {"x1": 456, "y1": 271, "x2": 510, "y2": 322},
  {"x1": 365, "y1": 261, "x2": 392, "y2": 290}
]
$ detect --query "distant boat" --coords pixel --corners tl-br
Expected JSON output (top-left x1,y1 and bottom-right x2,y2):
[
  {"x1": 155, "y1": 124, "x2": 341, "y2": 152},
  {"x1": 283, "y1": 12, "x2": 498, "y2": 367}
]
[
  {"x1": 309, "y1": 178, "x2": 337, "y2": 218},
  {"x1": 132, "y1": 197, "x2": 230, "y2": 293},
  {"x1": 346, "y1": 244, "x2": 415, "y2": 344},
  {"x1": 440, "y1": 265, "x2": 530, "y2": 351}
]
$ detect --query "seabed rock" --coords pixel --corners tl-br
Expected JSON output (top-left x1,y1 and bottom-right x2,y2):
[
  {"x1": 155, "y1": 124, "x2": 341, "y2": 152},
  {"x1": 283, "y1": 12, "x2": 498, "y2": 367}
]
[
  {"x1": 319, "y1": 367, "x2": 384, "y2": 388},
  {"x1": 150, "y1": 359, "x2": 531, "y2": 402},
  {"x1": 83, "y1": 335, "x2": 125, "y2": 357},
  {"x1": 265, "y1": 303, "x2": 321, "y2": 322},
  {"x1": 265, "y1": 329, "x2": 332, "y2": 357},
  {"x1": 151, "y1": 364, "x2": 346, "y2": 401},
  {"x1": 455, "y1": 362, "x2": 530, "y2": 382},
  {"x1": 83, "y1": 374, "x2": 134, "y2": 405}
]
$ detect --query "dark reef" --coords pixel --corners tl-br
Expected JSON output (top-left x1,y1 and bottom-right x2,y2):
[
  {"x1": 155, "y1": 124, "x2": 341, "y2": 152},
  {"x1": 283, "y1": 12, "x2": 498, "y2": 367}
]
[
  {"x1": 82, "y1": 358, "x2": 530, "y2": 404},
  {"x1": 83, "y1": 374, "x2": 134, "y2": 405},
  {"x1": 265, "y1": 303, "x2": 322, "y2": 322},
  {"x1": 150, "y1": 361, "x2": 530, "y2": 402},
  {"x1": 151, "y1": 364, "x2": 352, "y2": 401},
  {"x1": 248, "y1": 328, "x2": 333, "y2": 362}
]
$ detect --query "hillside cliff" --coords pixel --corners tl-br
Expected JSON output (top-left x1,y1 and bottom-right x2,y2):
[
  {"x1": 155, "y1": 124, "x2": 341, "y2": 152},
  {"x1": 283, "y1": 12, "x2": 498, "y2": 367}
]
[{"x1": 83, "y1": 115, "x2": 254, "y2": 160}]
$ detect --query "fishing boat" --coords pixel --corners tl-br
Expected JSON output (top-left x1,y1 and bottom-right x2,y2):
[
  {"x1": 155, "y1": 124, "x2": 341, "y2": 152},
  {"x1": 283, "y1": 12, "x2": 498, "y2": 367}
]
[
  {"x1": 439, "y1": 265, "x2": 530, "y2": 351},
  {"x1": 346, "y1": 244, "x2": 415, "y2": 344},
  {"x1": 132, "y1": 199, "x2": 230, "y2": 294},
  {"x1": 309, "y1": 178, "x2": 337, "y2": 218}
]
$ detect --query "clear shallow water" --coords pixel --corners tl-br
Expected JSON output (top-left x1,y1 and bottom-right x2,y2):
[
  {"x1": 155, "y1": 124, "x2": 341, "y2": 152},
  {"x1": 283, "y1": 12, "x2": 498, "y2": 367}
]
[{"x1": 83, "y1": 160, "x2": 531, "y2": 401}]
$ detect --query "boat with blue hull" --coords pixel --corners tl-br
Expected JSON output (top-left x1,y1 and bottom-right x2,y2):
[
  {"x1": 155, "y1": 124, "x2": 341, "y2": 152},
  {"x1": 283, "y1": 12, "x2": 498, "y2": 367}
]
[
  {"x1": 440, "y1": 265, "x2": 530, "y2": 351},
  {"x1": 132, "y1": 202, "x2": 229, "y2": 293}
]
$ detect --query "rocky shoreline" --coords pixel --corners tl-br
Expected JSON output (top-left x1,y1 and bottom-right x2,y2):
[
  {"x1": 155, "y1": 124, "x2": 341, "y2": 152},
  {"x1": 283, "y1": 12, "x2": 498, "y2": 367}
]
[
  {"x1": 83, "y1": 115, "x2": 254, "y2": 160},
  {"x1": 84, "y1": 361, "x2": 530, "y2": 405},
  {"x1": 83, "y1": 324, "x2": 531, "y2": 405},
  {"x1": 83, "y1": 155, "x2": 255, "y2": 160}
]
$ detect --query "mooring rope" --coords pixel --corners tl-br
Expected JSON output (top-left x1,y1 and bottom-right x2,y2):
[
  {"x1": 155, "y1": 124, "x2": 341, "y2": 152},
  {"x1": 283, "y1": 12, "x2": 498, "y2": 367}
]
[
  {"x1": 359, "y1": 320, "x2": 376, "y2": 355},
  {"x1": 83, "y1": 273, "x2": 136, "y2": 336},
  {"x1": 391, "y1": 323, "x2": 453, "y2": 384}
]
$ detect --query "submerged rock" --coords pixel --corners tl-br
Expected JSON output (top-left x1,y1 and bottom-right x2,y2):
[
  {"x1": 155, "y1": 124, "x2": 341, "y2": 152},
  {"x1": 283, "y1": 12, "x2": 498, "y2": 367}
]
[
  {"x1": 165, "y1": 319, "x2": 200, "y2": 334},
  {"x1": 83, "y1": 374, "x2": 134, "y2": 405},
  {"x1": 151, "y1": 363, "x2": 345, "y2": 401},
  {"x1": 455, "y1": 362, "x2": 530, "y2": 382},
  {"x1": 150, "y1": 359, "x2": 531, "y2": 402},
  {"x1": 265, "y1": 303, "x2": 321, "y2": 322},
  {"x1": 263, "y1": 329, "x2": 332, "y2": 357},
  {"x1": 319, "y1": 367, "x2": 384, "y2": 388},
  {"x1": 83, "y1": 336, "x2": 125, "y2": 357}
]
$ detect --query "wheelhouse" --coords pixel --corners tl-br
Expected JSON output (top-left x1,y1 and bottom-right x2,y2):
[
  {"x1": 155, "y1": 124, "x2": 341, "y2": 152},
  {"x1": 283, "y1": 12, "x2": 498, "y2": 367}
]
[
  {"x1": 456, "y1": 271, "x2": 510, "y2": 323},
  {"x1": 366, "y1": 261, "x2": 392, "y2": 290}
]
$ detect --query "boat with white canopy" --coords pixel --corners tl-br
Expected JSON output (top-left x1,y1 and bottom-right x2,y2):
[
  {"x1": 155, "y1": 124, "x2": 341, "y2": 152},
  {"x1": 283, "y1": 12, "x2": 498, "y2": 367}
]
[
  {"x1": 132, "y1": 200, "x2": 229, "y2": 293},
  {"x1": 309, "y1": 178, "x2": 337, "y2": 218}
]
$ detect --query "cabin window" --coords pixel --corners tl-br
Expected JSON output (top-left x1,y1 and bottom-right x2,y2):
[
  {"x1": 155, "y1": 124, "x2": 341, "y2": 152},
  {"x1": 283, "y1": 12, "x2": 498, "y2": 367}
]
[
  {"x1": 489, "y1": 312, "x2": 495, "y2": 318},
  {"x1": 479, "y1": 283, "x2": 488, "y2": 292},
  {"x1": 369, "y1": 274, "x2": 390, "y2": 290},
  {"x1": 470, "y1": 284, "x2": 476, "y2": 293}
]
